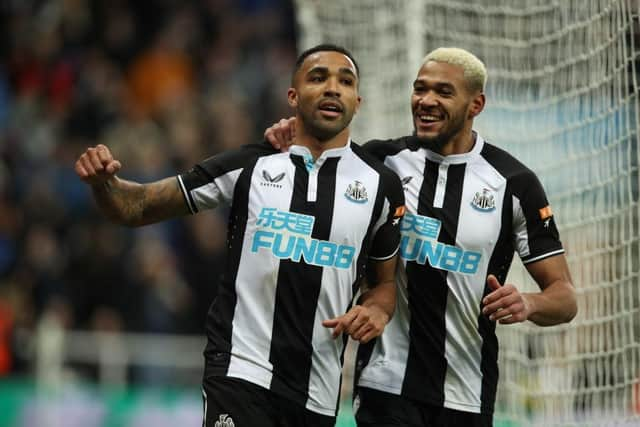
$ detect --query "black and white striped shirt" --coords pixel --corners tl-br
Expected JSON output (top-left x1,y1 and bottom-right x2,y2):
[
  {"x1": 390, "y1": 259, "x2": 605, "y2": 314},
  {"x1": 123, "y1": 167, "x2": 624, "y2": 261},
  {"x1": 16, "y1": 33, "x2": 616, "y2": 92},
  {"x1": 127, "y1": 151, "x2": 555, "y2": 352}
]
[
  {"x1": 356, "y1": 133, "x2": 564, "y2": 414},
  {"x1": 178, "y1": 141, "x2": 404, "y2": 416}
]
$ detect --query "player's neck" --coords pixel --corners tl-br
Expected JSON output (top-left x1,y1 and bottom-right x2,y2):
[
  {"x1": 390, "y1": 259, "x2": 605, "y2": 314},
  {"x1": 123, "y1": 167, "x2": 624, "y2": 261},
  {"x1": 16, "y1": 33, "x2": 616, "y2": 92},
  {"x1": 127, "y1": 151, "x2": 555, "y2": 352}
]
[
  {"x1": 295, "y1": 126, "x2": 351, "y2": 160},
  {"x1": 438, "y1": 125, "x2": 475, "y2": 156}
]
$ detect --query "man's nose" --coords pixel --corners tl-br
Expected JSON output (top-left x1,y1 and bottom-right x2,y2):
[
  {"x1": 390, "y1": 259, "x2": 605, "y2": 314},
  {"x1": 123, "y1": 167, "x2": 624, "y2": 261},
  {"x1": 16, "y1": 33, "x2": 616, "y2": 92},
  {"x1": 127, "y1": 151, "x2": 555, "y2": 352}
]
[
  {"x1": 418, "y1": 92, "x2": 437, "y2": 107},
  {"x1": 324, "y1": 77, "x2": 341, "y2": 97}
]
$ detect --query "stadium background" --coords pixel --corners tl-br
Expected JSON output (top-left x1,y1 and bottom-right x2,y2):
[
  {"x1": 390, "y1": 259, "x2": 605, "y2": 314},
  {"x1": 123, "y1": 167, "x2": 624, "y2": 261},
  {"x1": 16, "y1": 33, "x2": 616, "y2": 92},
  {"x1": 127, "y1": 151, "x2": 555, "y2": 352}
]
[{"x1": 0, "y1": 1, "x2": 639, "y2": 426}]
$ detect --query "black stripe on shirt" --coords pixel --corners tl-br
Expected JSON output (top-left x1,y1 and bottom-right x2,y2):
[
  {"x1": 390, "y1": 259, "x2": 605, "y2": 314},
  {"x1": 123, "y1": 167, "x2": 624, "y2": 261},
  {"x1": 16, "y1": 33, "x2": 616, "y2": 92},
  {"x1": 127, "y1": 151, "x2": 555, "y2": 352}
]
[
  {"x1": 402, "y1": 161, "x2": 466, "y2": 405},
  {"x1": 269, "y1": 156, "x2": 339, "y2": 405},
  {"x1": 401, "y1": 157, "x2": 441, "y2": 400}
]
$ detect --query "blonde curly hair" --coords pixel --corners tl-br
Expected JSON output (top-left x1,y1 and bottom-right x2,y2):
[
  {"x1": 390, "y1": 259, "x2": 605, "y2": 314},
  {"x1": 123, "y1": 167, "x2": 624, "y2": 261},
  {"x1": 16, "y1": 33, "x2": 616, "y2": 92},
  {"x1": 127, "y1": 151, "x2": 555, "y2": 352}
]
[{"x1": 422, "y1": 47, "x2": 487, "y2": 93}]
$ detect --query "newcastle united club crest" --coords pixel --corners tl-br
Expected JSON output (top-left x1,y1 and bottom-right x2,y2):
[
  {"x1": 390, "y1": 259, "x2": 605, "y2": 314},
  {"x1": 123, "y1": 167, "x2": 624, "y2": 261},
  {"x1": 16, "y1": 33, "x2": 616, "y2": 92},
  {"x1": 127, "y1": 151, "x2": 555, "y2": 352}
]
[
  {"x1": 471, "y1": 188, "x2": 496, "y2": 212},
  {"x1": 345, "y1": 180, "x2": 368, "y2": 203}
]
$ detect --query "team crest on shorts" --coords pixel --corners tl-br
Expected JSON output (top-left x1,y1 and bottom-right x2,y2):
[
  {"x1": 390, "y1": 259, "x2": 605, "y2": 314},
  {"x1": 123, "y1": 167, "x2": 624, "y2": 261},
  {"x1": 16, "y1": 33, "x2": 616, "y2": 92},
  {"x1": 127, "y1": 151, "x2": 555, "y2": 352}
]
[
  {"x1": 471, "y1": 188, "x2": 496, "y2": 212},
  {"x1": 215, "y1": 414, "x2": 235, "y2": 427},
  {"x1": 345, "y1": 180, "x2": 368, "y2": 203}
]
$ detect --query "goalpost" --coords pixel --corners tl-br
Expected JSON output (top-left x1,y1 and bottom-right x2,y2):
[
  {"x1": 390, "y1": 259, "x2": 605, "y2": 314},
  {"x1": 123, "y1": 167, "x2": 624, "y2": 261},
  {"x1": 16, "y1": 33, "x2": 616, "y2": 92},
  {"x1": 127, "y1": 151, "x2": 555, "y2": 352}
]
[{"x1": 293, "y1": 1, "x2": 640, "y2": 425}]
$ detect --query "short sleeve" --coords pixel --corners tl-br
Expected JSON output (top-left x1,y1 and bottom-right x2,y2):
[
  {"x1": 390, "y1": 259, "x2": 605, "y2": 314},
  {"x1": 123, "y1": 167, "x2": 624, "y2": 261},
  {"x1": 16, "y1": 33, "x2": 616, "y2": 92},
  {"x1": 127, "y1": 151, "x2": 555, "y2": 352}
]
[
  {"x1": 512, "y1": 171, "x2": 564, "y2": 264},
  {"x1": 368, "y1": 170, "x2": 406, "y2": 260},
  {"x1": 177, "y1": 142, "x2": 276, "y2": 213}
]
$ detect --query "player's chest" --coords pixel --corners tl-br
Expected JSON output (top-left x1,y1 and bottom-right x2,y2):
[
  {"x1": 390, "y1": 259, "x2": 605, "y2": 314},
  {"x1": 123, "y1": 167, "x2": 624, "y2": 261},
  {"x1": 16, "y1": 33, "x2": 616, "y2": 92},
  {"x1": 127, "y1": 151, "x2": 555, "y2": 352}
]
[
  {"x1": 397, "y1": 162, "x2": 507, "y2": 250},
  {"x1": 245, "y1": 161, "x2": 379, "y2": 239}
]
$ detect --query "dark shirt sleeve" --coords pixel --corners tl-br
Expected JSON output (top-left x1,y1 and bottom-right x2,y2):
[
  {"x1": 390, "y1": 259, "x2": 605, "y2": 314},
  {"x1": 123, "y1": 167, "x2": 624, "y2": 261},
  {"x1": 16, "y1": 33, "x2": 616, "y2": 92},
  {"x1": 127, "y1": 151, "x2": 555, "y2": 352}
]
[
  {"x1": 369, "y1": 170, "x2": 405, "y2": 260},
  {"x1": 512, "y1": 170, "x2": 564, "y2": 264}
]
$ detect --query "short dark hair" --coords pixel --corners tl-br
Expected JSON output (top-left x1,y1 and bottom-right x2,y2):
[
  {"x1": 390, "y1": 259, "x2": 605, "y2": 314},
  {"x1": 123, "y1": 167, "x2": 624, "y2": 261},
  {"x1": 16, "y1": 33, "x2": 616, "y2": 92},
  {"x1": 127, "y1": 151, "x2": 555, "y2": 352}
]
[{"x1": 292, "y1": 44, "x2": 360, "y2": 82}]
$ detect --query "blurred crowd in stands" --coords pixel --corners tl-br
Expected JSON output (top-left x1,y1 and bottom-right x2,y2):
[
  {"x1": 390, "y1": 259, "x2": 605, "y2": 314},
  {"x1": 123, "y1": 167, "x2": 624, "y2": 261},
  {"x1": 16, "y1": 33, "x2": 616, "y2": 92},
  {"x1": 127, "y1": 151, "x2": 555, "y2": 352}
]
[{"x1": 0, "y1": 0, "x2": 297, "y2": 379}]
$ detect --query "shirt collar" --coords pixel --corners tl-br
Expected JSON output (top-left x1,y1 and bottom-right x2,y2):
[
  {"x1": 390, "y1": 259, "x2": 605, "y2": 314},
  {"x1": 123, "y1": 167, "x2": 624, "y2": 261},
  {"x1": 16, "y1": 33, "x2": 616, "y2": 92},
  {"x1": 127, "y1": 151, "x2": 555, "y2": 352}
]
[
  {"x1": 289, "y1": 139, "x2": 352, "y2": 161},
  {"x1": 422, "y1": 132, "x2": 484, "y2": 165}
]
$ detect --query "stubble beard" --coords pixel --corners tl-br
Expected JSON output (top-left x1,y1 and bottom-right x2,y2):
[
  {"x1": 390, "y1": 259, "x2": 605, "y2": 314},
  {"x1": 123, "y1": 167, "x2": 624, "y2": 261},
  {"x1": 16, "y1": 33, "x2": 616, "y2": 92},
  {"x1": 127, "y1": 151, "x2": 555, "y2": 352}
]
[
  {"x1": 414, "y1": 110, "x2": 466, "y2": 151},
  {"x1": 302, "y1": 110, "x2": 352, "y2": 142}
]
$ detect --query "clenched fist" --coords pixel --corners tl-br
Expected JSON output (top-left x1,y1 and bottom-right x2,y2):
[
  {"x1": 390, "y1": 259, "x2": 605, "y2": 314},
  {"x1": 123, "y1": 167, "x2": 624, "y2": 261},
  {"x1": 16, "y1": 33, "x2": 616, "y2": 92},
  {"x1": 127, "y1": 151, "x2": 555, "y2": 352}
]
[{"x1": 75, "y1": 144, "x2": 122, "y2": 186}]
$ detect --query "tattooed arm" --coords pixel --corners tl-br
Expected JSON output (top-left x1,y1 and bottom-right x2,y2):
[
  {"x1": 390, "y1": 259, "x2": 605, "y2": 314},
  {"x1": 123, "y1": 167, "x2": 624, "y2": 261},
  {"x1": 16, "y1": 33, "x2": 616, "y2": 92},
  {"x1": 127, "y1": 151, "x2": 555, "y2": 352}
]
[{"x1": 75, "y1": 144, "x2": 189, "y2": 226}]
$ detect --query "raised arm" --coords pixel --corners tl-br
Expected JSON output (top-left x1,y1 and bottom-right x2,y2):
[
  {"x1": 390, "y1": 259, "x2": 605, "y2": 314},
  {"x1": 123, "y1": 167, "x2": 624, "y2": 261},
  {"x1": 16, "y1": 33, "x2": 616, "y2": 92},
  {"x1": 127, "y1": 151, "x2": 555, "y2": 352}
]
[
  {"x1": 322, "y1": 256, "x2": 398, "y2": 343},
  {"x1": 482, "y1": 254, "x2": 577, "y2": 326},
  {"x1": 75, "y1": 144, "x2": 189, "y2": 227}
]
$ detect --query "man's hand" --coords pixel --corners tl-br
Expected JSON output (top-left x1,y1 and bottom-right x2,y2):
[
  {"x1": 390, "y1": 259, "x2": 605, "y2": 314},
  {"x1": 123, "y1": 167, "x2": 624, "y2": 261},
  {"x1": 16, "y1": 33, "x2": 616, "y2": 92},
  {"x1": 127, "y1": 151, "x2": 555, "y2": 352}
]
[
  {"x1": 75, "y1": 144, "x2": 121, "y2": 187},
  {"x1": 264, "y1": 117, "x2": 296, "y2": 151},
  {"x1": 322, "y1": 304, "x2": 390, "y2": 343},
  {"x1": 482, "y1": 274, "x2": 531, "y2": 324}
]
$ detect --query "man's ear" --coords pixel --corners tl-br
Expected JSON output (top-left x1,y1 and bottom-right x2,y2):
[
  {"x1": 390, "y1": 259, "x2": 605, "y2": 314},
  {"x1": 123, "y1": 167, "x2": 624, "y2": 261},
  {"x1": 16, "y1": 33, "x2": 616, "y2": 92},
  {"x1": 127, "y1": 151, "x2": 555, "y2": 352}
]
[
  {"x1": 468, "y1": 92, "x2": 485, "y2": 119},
  {"x1": 354, "y1": 95, "x2": 362, "y2": 114},
  {"x1": 287, "y1": 88, "x2": 298, "y2": 108}
]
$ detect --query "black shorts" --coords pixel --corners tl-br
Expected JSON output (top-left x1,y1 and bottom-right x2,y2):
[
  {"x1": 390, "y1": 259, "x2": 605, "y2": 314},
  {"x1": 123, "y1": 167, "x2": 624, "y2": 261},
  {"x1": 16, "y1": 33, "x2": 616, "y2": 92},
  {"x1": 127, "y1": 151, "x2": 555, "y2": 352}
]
[
  {"x1": 202, "y1": 375, "x2": 335, "y2": 427},
  {"x1": 353, "y1": 387, "x2": 493, "y2": 427}
]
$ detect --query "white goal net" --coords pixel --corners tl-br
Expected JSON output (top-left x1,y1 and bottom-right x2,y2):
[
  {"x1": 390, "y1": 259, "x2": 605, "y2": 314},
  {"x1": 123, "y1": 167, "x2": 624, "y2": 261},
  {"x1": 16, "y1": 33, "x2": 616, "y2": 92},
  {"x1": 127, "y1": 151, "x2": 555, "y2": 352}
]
[{"x1": 293, "y1": 1, "x2": 640, "y2": 425}]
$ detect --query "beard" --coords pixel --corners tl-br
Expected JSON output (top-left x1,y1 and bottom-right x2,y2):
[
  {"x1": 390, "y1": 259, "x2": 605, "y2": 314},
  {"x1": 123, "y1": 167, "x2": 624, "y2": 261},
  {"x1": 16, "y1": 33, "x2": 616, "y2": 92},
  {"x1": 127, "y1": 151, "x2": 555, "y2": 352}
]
[
  {"x1": 414, "y1": 130, "x2": 450, "y2": 150},
  {"x1": 413, "y1": 109, "x2": 466, "y2": 151},
  {"x1": 300, "y1": 108, "x2": 354, "y2": 142},
  {"x1": 305, "y1": 118, "x2": 351, "y2": 141}
]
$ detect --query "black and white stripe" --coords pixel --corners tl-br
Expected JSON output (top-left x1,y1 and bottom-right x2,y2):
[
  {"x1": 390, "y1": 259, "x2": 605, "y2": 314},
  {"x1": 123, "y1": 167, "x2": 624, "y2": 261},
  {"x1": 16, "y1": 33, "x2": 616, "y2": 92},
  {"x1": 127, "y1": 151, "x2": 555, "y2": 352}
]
[
  {"x1": 179, "y1": 141, "x2": 404, "y2": 416},
  {"x1": 357, "y1": 134, "x2": 564, "y2": 414}
]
